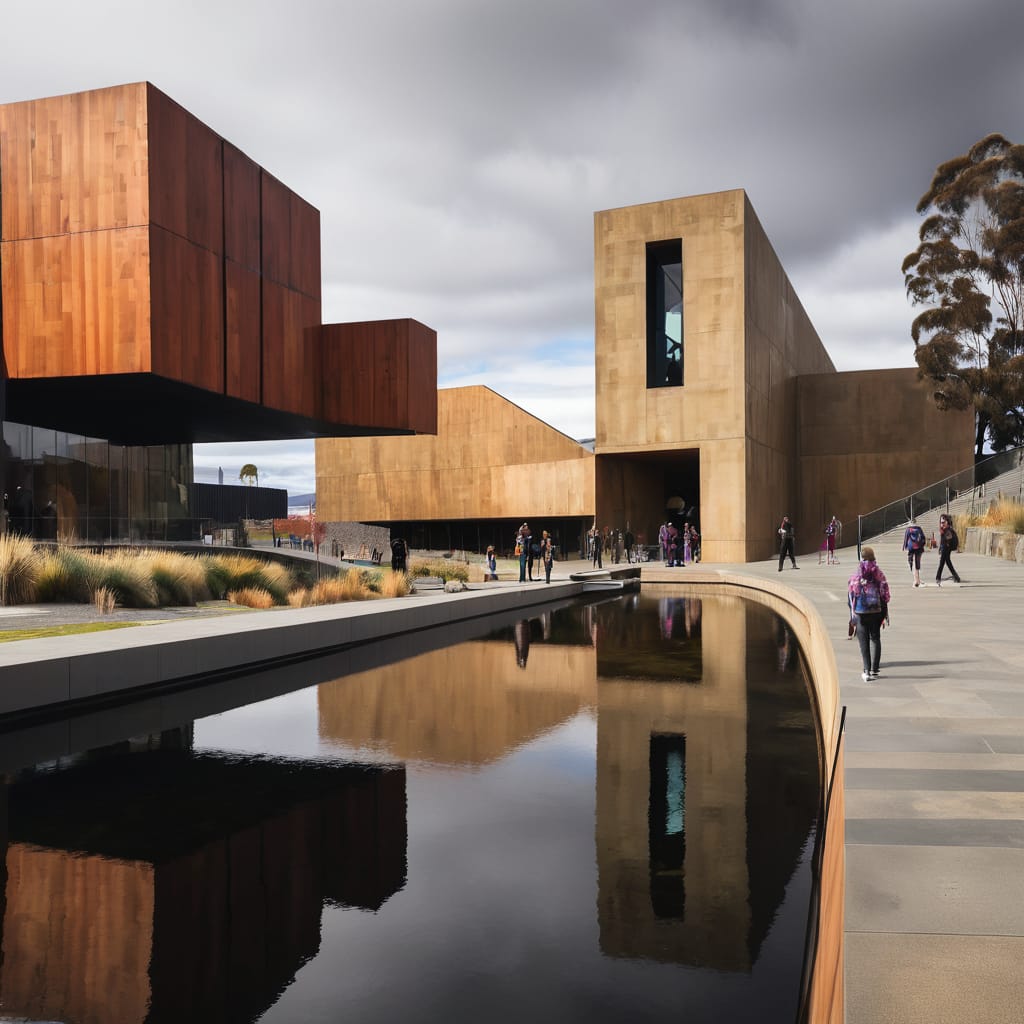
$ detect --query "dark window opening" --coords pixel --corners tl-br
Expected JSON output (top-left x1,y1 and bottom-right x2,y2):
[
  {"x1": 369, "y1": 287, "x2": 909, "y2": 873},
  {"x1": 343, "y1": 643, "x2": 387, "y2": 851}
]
[
  {"x1": 648, "y1": 732, "x2": 686, "y2": 918},
  {"x1": 646, "y1": 240, "x2": 683, "y2": 389}
]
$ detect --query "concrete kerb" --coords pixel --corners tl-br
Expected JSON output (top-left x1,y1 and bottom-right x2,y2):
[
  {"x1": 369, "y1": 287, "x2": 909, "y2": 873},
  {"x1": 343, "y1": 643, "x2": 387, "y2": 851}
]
[{"x1": 0, "y1": 577, "x2": 585, "y2": 719}]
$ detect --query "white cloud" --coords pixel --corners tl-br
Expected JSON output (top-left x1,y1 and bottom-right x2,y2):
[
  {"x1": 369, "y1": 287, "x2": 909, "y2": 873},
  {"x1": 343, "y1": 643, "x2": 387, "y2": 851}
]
[{"x1": 3, "y1": 0, "x2": 1022, "y2": 497}]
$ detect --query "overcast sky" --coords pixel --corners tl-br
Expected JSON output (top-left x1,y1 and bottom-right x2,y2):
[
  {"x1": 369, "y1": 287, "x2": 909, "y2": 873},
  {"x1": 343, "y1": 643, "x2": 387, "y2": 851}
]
[{"x1": 4, "y1": 0, "x2": 1022, "y2": 496}]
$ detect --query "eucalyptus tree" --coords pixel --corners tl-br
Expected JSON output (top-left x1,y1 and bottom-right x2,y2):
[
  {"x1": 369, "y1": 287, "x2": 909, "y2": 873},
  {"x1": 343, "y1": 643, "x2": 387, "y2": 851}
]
[{"x1": 902, "y1": 133, "x2": 1024, "y2": 455}]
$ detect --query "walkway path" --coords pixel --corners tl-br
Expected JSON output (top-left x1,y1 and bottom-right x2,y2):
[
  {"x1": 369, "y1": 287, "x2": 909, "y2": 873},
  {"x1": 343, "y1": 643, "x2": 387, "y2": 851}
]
[{"x1": 696, "y1": 538, "x2": 1024, "y2": 1024}]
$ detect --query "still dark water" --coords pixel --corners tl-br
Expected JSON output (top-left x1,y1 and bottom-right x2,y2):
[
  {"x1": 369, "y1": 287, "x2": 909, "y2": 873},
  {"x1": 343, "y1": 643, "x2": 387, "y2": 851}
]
[{"x1": 0, "y1": 592, "x2": 821, "y2": 1024}]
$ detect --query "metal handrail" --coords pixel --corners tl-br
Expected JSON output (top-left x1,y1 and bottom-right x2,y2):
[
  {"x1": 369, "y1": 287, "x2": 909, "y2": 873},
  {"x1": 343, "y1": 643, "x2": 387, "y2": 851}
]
[{"x1": 857, "y1": 445, "x2": 1024, "y2": 554}]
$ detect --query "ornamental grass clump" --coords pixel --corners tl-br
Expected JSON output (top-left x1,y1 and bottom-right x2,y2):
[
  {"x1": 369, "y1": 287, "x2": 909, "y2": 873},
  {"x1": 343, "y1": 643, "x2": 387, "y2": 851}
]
[
  {"x1": 93, "y1": 586, "x2": 118, "y2": 614},
  {"x1": 35, "y1": 545, "x2": 95, "y2": 603},
  {"x1": 378, "y1": 570, "x2": 412, "y2": 598},
  {"x1": 205, "y1": 554, "x2": 292, "y2": 604},
  {"x1": 226, "y1": 587, "x2": 276, "y2": 609},
  {"x1": 0, "y1": 535, "x2": 40, "y2": 605},
  {"x1": 962, "y1": 497, "x2": 1024, "y2": 535},
  {"x1": 91, "y1": 550, "x2": 159, "y2": 608},
  {"x1": 140, "y1": 551, "x2": 211, "y2": 606},
  {"x1": 337, "y1": 568, "x2": 379, "y2": 601},
  {"x1": 408, "y1": 559, "x2": 469, "y2": 584}
]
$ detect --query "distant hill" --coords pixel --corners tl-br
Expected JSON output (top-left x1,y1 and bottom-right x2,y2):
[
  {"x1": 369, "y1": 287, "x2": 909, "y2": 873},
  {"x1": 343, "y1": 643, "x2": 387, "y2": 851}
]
[{"x1": 289, "y1": 492, "x2": 316, "y2": 510}]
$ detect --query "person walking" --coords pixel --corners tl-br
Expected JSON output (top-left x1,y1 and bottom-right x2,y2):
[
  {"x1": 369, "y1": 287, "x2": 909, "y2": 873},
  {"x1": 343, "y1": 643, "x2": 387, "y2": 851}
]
[
  {"x1": 848, "y1": 546, "x2": 891, "y2": 681},
  {"x1": 902, "y1": 518, "x2": 927, "y2": 588},
  {"x1": 935, "y1": 513, "x2": 961, "y2": 586},
  {"x1": 824, "y1": 516, "x2": 840, "y2": 565},
  {"x1": 778, "y1": 516, "x2": 798, "y2": 571},
  {"x1": 541, "y1": 530, "x2": 554, "y2": 583},
  {"x1": 588, "y1": 523, "x2": 603, "y2": 569}
]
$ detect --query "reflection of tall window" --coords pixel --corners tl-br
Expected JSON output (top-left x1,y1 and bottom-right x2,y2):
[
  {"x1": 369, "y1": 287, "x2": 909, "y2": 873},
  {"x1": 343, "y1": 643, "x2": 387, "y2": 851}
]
[
  {"x1": 646, "y1": 240, "x2": 683, "y2": 389},
  {"x1": 649, "y1": 733, "x2": 686, "y2": 919}
]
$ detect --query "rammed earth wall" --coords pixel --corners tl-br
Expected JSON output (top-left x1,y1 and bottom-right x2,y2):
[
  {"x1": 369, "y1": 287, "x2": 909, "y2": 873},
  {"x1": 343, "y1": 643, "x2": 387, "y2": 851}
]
[{"x1": 964, "y1": 527, "x2": 1024, "y2": 563}]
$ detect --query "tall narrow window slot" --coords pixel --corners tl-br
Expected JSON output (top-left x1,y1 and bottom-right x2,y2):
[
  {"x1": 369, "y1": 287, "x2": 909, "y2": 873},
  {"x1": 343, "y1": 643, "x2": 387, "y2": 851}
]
[
  {"x1": 649, "y1": 733, "x2": 686, "y2": 918},
  {"x1": 646, "y1": 240, "x2": 683, "y2": 389}
]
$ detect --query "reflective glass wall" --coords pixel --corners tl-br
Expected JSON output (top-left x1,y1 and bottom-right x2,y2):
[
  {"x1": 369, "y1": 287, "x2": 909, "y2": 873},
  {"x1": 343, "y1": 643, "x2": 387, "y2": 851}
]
[{"x1": 2, "y1": 421, "x2": 193, "y2": 542}]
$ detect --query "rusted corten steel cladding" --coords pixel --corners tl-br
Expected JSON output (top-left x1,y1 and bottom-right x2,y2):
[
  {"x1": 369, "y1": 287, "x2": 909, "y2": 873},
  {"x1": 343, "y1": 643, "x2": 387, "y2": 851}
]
[{"x1": 0, "y1": 81, "x2": 436, "y2": 444}]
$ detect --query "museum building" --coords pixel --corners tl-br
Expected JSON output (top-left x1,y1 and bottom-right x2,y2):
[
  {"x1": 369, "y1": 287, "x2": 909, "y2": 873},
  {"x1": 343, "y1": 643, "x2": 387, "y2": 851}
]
[
  {"x1": 0, "y1": 82, "x2": 437, "y2": 542},
  {"x1": 316, "y1": 189, "x2": 974, "y2": 562}
]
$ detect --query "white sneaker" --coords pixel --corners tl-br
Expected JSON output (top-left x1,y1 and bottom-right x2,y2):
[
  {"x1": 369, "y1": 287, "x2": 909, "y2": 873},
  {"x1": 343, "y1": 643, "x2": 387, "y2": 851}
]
[{"x1": 861, "y1": 671, "x2": 871, "y2": 682}]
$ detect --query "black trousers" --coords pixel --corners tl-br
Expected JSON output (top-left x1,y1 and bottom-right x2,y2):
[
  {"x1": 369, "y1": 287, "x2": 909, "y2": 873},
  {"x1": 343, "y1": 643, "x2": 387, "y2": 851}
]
[
  {"x1": 936, "y1": 548, "x2": 960, "y2": 582},
  {"x1": 856, "y1": 612, "x2": 884, "y2": 673},
  {"x1": 779, "y1": 538, "x2": 795, "y2": 569}
]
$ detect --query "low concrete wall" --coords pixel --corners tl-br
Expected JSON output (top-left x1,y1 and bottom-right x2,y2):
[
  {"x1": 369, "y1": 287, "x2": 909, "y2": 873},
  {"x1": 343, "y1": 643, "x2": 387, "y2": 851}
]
[
  {"x1": 964, "y1": 526, "x2": 1024, "y2": 563},
  {"x1": 0, "y1": 581, "x2": 584, "y2": 721}
]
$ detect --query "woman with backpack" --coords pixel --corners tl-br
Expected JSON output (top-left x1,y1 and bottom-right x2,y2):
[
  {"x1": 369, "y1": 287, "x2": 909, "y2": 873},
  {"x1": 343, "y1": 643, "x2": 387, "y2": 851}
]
[
  {"x1": 902, "y1": 519, "x2": 927, "y2": 587},
  {"x1": 848, "y1": 546, "x2": 891, "y2": 682},
  {"x1": 935, "y1": 514, "x2": 961, "y2": 586}
]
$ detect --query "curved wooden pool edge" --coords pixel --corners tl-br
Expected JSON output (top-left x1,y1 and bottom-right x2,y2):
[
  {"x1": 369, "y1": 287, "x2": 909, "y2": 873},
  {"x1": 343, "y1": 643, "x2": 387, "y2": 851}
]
[{"x1": 641, "y1": 565, "x2": 844, "y2": 1024}]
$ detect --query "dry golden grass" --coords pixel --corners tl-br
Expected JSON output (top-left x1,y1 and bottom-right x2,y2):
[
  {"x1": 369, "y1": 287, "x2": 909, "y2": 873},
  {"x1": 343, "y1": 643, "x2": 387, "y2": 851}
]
[
  {"x1": 961, "y1": 497, "x2": 1024, "y2": 534},
  {"x1": 0, "y1": 535, "x2": 39, "y2": 605},
  {"x1": 93, "y1": 587, "x2": 118, "y2": 614},
  {"x1": 138, "y1": 550, "x2": 211, "y2": 605},
  {"x1": 408, "y1": 558, "x2": 470, "y2": 583},
  {"x1": 379, "y1": 570, "x2": 412, "y2": 597},
  {"x1": 226, "y1": 587, "x2": 276, "y2": 609}
]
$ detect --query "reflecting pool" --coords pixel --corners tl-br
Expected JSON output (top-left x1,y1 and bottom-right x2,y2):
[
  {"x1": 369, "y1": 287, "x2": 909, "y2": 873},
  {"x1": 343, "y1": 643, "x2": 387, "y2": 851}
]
[{"x1": 0, "y1": 591, "x2": 821, "y2": 1024}]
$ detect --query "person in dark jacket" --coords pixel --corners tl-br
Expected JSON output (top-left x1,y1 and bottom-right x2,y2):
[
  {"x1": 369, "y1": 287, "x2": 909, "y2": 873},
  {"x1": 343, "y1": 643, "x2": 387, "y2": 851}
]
[
  {"x1": 778, "y1": 516, "x2": 798, "y2": 571},
  {"x1": 935, "y1": 514, "x2": 961, "y2": 586}
]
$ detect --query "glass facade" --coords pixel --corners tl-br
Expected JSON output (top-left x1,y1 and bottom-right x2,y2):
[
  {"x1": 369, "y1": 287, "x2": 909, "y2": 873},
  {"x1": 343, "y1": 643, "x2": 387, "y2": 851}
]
[
  {"x1": 646, "y1": 240, "x2": 683, "y2": 389},
  {"x1": 2, "y1": 421, "x2": 193, "y2": 542}
]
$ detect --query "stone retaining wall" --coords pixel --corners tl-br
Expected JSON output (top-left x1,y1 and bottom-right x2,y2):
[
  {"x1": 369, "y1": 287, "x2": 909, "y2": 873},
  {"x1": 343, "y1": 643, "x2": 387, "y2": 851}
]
[{"x1": 964, "y1": 526, "x2": 1024, "y2": 563}]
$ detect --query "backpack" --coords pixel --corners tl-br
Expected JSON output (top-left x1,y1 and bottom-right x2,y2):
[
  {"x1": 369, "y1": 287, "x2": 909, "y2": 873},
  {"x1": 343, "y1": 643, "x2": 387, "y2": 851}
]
[
  {"x1": 391, "y1": 537, "x2": 405, "y2": 555},
  {"x1": 853, "y1": 578, "x2": 882, "y2": 614},
  {"x1": 947, "y1": 528, "x2": 959, "y2": 551},
  {"x1": 908, "y1": 525, "x2": 925, "y2": 551}
]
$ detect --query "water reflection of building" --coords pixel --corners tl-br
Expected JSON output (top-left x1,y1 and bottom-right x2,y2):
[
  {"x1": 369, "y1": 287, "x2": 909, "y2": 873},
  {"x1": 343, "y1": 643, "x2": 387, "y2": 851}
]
[
  {"x1": 595, "y1": 591, "x2": 819, "y2": 971},
  {"x1": 318, "y1": 636, "x2": 598, "y2": 766},
  {"x1": 0, "y1": 733, "x2": 406, "y2": 1024}
]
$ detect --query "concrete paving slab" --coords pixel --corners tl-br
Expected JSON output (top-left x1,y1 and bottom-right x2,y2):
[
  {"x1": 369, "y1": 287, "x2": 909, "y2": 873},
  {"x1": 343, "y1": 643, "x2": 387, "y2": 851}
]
[
  {"x1": 845, "y1": 932, "x2": 1024, "y2": 1024},
  {"x1": 847, "y1": 818, "x2": 1024, "y2": 848},
  {"x1": 845, "y1": 789, "x2": 1024, "y2": 821},
  {"x1": 846, "y1": 844, "x2": 1024, "y2": 935}
]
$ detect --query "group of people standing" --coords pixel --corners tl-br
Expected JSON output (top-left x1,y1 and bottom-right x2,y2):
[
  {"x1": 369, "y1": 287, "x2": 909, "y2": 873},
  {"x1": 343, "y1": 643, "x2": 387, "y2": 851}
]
[
  {"x1": 586, "y1": 525, "x2": 642, "y2": 566},
  {"x1": 515, "y1": 522, "x2": 555, "y2": 583},
  {"x1": 657, "y1": 521, "x2": 699, "y2": 566}
]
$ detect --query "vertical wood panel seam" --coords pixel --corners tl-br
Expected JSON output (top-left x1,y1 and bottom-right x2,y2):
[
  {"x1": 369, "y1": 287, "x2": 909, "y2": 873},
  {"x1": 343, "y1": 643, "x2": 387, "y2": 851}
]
[
  {"x1": 220, "y1": 139, "x2": 227, "y2": 396},
  {"x1": 258, "y1": 170, "x2": 263, "y2": 406}
]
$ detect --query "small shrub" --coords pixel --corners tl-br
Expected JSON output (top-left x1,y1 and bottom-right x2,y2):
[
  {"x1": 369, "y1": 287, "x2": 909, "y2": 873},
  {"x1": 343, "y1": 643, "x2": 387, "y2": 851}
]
[
  {"x1": 287, "y1": 588, "x2": 310, "y2": 608},
  {"x1": 408, "y1": 558, "x2": 470, "y2": 584},
  {"x1": 93, "y1": 587, "x2": 118, "y2": 614},
  {"x1": 226, "y1": 587, "x2": 275, "y2": 609},
  {"x1": 0, "y1": 535, "x2": 40, "y2": 605}
]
